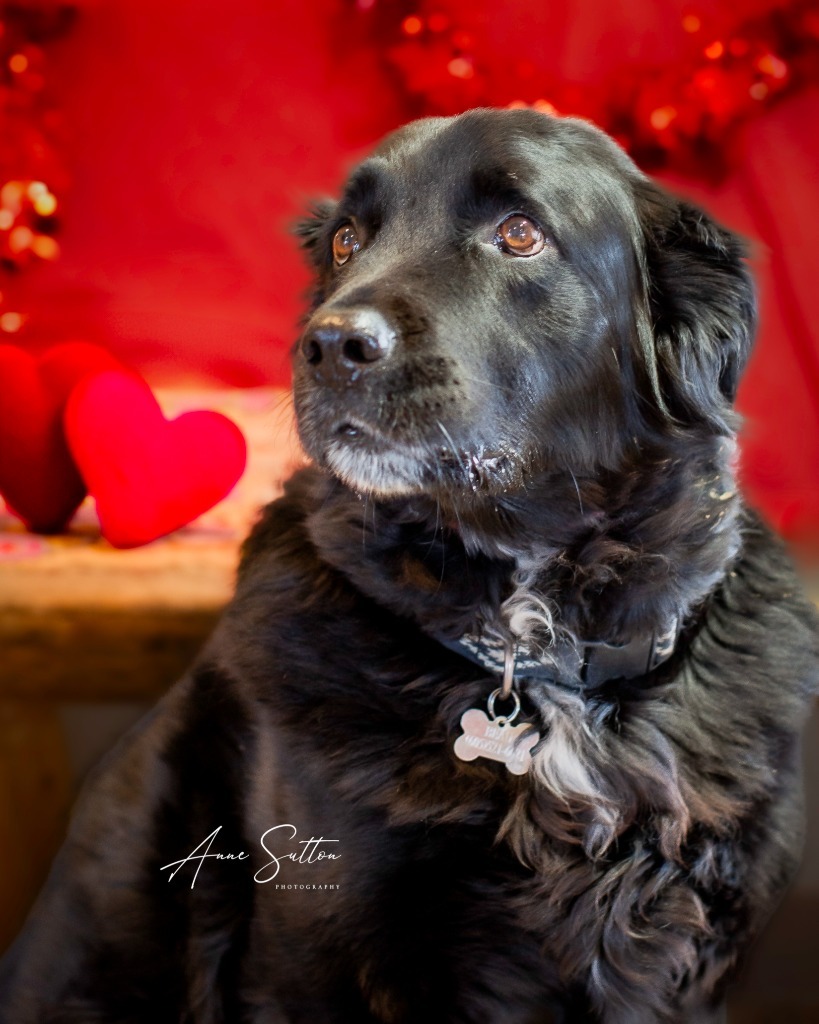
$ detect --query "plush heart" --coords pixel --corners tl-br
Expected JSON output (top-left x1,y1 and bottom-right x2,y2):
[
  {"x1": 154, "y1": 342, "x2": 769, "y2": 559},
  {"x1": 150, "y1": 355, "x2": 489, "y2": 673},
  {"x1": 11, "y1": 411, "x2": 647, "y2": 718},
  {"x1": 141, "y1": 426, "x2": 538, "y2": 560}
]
[
  {"x1": 65, "y1": 370, "x2": 247, "y2": 548},
  {"x1": 0, "y1": 342, "x2": 122, "y2": 532}
]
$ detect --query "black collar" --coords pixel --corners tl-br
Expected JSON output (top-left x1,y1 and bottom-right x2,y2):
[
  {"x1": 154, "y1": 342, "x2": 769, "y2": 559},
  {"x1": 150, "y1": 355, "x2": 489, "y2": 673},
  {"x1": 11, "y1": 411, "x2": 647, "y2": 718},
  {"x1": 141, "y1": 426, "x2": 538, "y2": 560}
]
[{"x1": 436, "y1": 618, "x2": 680, "y2": 689}]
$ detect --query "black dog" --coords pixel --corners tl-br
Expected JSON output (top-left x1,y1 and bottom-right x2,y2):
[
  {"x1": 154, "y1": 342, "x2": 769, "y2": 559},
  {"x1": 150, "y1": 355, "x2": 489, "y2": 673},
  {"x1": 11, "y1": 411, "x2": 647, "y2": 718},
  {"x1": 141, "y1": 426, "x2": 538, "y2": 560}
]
[{"x1": 1, "y1": 108, "x2": 817, "y2": 1024}]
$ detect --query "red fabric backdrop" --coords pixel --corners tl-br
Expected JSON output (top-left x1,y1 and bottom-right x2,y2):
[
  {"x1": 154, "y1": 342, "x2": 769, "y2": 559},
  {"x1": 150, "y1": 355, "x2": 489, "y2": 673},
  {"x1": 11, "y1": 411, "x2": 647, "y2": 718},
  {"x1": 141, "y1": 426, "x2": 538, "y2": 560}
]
[{"x1": 7, "y1": 0, "x2": 819, "y2": 537}]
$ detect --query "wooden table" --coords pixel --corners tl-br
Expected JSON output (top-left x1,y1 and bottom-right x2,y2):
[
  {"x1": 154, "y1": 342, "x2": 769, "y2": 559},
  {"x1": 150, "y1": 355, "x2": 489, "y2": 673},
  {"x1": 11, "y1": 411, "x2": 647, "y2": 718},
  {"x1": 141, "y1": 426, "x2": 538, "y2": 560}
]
[{"x1": 0, "y1": 387, "x2": 301, "y2": 945}]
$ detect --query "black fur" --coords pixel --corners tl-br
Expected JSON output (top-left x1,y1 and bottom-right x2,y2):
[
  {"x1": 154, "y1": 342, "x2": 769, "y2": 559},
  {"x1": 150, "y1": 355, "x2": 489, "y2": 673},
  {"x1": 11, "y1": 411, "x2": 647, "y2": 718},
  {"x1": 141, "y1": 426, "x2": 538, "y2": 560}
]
[{"x1": 1, "y1": 109, "x2": 816, "y2": 1024}]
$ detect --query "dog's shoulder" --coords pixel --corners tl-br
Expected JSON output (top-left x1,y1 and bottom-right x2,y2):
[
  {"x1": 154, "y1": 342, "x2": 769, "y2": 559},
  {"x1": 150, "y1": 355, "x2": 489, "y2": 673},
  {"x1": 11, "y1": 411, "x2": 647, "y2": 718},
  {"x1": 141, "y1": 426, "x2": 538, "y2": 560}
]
[
  {"x1": 683, "y1": 503, "x2": 819, "y2": 726},
  {"x1": 728, "y1": 505, "x2": 819, "y2": 662}
]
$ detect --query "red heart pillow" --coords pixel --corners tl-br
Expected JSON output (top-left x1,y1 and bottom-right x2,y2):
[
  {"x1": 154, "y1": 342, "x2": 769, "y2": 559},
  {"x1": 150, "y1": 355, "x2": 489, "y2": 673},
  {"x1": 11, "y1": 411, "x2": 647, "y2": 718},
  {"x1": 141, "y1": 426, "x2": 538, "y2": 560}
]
[
  {"x1": 65, "y1": 370, "x2": 247, "y2": 548},
  {"x1": 0, "y1": 342, "x2": 121, "y2": 532}
]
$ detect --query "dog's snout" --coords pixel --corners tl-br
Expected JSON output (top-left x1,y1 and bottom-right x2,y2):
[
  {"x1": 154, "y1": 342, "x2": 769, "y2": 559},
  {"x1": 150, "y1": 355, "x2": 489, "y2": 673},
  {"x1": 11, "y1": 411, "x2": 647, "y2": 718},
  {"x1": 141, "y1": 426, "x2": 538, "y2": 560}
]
[{"x1": 300, "y1": 309, "x2": 396, "y2": 384}]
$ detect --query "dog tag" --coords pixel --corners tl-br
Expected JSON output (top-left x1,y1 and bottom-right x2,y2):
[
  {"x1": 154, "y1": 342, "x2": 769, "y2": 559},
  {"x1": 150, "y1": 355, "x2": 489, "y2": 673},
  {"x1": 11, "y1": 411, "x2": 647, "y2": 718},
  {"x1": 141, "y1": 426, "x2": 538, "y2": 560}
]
[{"x1": 453, "y1": 691, "x2": 539, "y2": 776}]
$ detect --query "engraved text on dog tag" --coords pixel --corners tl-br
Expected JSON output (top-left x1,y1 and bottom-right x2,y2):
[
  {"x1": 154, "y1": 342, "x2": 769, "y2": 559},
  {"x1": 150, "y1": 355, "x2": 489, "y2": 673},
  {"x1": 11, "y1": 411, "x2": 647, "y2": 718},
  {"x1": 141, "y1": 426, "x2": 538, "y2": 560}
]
[{"x1": 454, "y1": 707, "x2": 539, "y2": 776}]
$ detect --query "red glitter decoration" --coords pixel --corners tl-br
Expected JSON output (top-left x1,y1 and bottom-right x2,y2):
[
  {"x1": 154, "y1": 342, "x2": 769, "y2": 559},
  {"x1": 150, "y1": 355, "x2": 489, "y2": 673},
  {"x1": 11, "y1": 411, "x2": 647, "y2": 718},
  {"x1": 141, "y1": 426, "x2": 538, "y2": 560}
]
[
  {"x1": 0, "y1": 4, "x2": 76, "y2": 333},
  {"x1": 344, "y1": 0, "x2": 819, "y2": 180}
]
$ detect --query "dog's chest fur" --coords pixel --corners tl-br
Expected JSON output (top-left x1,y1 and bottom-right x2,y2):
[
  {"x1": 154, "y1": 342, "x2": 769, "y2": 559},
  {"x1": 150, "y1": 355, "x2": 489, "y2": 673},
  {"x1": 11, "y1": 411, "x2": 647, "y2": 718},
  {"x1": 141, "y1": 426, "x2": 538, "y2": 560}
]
[{"x1": 217, "y1": 467, "x2": 818, "y2": 1021}]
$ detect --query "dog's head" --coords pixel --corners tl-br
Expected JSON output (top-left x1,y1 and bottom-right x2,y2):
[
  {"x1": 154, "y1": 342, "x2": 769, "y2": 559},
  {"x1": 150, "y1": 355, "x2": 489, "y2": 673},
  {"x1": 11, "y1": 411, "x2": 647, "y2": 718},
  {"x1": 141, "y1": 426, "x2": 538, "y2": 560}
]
[{"x1": 292, "y1": 109, "x2": 755, "y2": 500}]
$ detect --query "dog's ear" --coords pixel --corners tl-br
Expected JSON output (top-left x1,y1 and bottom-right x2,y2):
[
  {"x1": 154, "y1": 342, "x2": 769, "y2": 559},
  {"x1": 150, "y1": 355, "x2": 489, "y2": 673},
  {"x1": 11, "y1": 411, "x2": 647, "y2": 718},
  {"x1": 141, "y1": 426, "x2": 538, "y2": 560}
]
[
  {"x1": 636, "y1": 181, "x2": 756, "y2": 431},
  {"x1": 293, "y1": 200, "x2": 337, "y2": 268}
]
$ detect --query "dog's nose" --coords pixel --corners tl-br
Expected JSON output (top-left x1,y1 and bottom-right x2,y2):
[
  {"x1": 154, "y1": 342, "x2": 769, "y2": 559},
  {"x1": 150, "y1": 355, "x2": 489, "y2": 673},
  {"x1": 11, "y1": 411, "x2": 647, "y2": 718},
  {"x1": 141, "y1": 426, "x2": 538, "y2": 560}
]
[{"x1": 299, "y1": 309, "x2": 396, "y2": 384}]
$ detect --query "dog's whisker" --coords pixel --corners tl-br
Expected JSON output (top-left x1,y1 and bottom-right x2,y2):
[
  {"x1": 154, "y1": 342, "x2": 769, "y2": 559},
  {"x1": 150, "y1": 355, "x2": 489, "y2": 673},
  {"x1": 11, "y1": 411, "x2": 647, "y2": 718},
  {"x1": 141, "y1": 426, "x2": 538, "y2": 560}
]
[
  {"x1": 436, "y1": 420, "x2": 465, "y2": 470},
  {"x1": 362, "y1": 492, "x2": 370, "y2": 551},
  {"x1": 458, "y1": 374, "x2": 517, "y2": 394},
  {"x1": 266, "y1": 389, "x2": 297, "y2": 424},
  {"x1": 569, "y1": 470, "x2": 585, "y2": 517},
  {"x1": 434, "y1": 421, "x2": 472, "y2": 537},
  {"x1": 422, "y1": 498, "x2": 447, "y2": 588}
]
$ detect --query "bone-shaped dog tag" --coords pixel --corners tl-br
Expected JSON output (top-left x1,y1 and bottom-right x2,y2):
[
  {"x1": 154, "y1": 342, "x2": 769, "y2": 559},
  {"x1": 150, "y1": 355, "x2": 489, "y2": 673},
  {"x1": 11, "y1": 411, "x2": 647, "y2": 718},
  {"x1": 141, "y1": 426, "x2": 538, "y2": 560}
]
[{"x1": 454, "y1": 707, "x2": 539, "y2": 776}]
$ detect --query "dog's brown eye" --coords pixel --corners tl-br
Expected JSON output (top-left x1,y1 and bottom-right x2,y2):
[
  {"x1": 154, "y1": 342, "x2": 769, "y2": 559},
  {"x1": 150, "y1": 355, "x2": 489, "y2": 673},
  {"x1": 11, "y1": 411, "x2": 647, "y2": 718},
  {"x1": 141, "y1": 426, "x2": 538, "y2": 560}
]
[
  {"x1": 332, "y1": 223, "x2": 360, "y2": 266},
  {"x1": 496, "y1": 215, "x2": 545, "y2": 257}
]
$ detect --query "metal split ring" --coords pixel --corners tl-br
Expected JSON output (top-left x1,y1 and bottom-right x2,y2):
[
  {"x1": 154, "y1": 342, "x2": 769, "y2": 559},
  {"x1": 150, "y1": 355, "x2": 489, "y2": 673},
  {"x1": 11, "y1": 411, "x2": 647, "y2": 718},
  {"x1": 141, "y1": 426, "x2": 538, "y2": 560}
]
[{"x1": 487, "y1": 687, "x2": 521, "y2": 724}]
